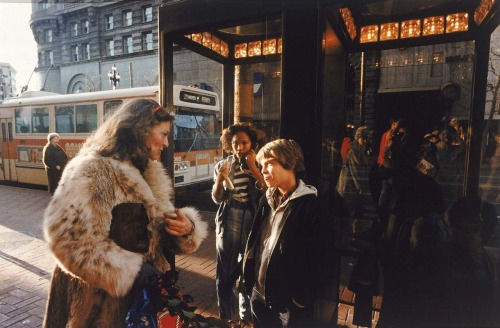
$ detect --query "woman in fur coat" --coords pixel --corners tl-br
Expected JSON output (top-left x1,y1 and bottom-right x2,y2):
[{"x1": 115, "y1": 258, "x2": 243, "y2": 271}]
[{"x1": 42, "y1": 99, "x2": 208, "y2": 328}]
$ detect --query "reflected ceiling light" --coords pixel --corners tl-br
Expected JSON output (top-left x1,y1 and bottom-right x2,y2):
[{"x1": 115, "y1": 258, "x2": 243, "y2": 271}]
[
  {"x1": 423, "y1": 16, "x2": 444, "y2": 36},
  {"x1": 263, "y1": 39, "x2": 276, "y2": 55},
  {"x1": 380, "y1": 22, "x2": 399, "y2": 41},
  {"x1": 446, "y1": 13, "x2": 468, "y2": 33},
  {"x1": 248, "y1": 41, "x2": 262, "y2": 57},
  {"x1": 475, "y1": 0, "x2": 495, "y2": 25},
  {"x1": 235, "y1": 43, "x2": 247, "y2": 58},
  {"x1": 340, "y1": 7, "x2": 357, "y2": 40},
  {"x1": 401, "y1": 19, "x2": 421, "y2": 38},
  {"x1": 277, "y1": 38, "x2": 282, "y2": 54},
  {"x1": 360, "y1": 25, "x2": 378, "y2": 43}
]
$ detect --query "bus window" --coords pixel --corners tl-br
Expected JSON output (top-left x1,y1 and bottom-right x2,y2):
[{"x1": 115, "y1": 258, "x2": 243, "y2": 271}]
[
  {"x1": 173, "y1": 110, "x2": 219, "y2": 152},
  {"x1": 104, "y1": 100, "x2": 123, "y2": 121},
  {"x1": 56, "y1": 105, "x2": 75, "y2": 133},
  {"x1": 15, "y1": 108, "x2": 31, "y2": 133},
  {"x1": 32, "y1": 107, "x2": 49, "y2": 133},
  {"x1": 76, "y1": 104, "x2": 97, "y2": 133}
]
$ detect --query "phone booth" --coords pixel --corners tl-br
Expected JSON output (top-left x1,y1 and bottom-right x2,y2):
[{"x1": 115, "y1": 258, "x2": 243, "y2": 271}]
[{"x1": 158, "y1": 1, "x2": 500, "y2": 324}]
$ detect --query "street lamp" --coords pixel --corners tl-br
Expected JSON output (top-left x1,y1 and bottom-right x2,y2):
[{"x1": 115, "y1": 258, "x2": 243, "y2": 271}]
[{"x1": 108, "y1": 64, "x2": 121, "y2": 90}]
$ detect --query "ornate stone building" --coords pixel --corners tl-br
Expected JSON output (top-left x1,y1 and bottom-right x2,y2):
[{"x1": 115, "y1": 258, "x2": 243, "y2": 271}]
[{"x1": 30, "y1": 0, "x2": 163, "y2": 94}]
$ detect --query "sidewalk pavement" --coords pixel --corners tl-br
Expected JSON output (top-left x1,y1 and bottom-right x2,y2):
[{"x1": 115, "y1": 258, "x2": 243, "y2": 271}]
[{"x1": 0, "y1": 184, "x2": 373, "y2": 327}]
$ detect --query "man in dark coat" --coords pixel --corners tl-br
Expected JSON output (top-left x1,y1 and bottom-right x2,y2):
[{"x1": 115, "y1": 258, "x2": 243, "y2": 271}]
[{"x1": 42, "y1": 132, "x2": 68, "y2": 194}]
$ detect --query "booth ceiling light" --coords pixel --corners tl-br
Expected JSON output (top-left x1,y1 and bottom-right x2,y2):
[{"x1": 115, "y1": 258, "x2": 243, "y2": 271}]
[
  {"x1": 185, "y1": 33, "x2": 280, "y2": 58},
  {"x1": 360, "y1": 25, "x2": 379, "y2": 43},
  {"x1": 475, "y1": 0, "x2": 495, "y2": 25},
  {"x1": 380, "y1": 22, "x2": 399, "y2": 41},
  {"x1": 401, "y1": 19, "x2": 421, "y2": 38},
  {"x1": 360, "y1": 12, "x2": 469, "y2": 43},
  {"x1": 185, "y1": 32, "x2": 229, "y2": 58},
  {"x1": 340, "y1": 8, "x2": 357, "y2": 40}
]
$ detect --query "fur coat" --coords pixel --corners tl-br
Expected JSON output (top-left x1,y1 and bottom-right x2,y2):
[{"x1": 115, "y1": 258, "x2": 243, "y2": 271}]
[{"x1": 42, "y1": 149, "x2": 208, "y2": 328}]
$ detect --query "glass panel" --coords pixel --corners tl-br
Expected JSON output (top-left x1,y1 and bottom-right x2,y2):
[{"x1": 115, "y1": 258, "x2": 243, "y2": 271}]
[
  {"x1": 348, "y1": 41, "x2": 474, "y2": 208},
  {"x1": 56, "y1": 105, "x2": 75, "y2": 133},
  {"x1": 31, "y1": 107, "x2": 49, "y2": 133},
  {"x1": 15, "y1": 108, "x2": 31, "y2": 133},
  {"x1": 480, "y1": 26, "x2": 500, "y2": 237},
  {"x1": 104, "y1": 100, "x2": 123, "y2": 121},
  {"x1": 173, "y1": 111, "x2": 219, "y2": 151},
  {"x1": 321, "y1": 20, "x2": 348, "y2": 196},
  {"x1": 75, "y1": 104, "x2": 97, "y2": 133}
]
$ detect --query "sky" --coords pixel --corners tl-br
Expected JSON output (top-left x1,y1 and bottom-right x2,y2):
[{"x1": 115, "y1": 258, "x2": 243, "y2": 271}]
[{"x1": 0, "y1": 1, "x2": 39, "y2": 94}]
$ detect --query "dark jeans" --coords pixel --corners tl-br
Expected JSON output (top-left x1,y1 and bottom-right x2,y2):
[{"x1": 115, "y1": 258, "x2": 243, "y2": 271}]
[{"x1": 216, "y1": 203, "x2": 253, "y2": 321}]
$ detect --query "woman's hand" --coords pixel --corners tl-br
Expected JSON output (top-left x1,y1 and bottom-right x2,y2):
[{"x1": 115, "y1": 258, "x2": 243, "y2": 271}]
[{"x1": 164, "y1": 208, "x2": 194, "y2": 236}]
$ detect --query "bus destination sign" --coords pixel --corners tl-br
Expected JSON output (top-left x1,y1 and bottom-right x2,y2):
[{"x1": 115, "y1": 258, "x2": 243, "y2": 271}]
[{"x1": 180, "y1": 90, "x2": 216, "y2": 106}]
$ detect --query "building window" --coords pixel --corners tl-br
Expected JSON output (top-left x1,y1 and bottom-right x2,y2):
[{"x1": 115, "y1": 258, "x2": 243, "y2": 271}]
[
  {"x1": 44, "y1": 29, "x2": 52, "y2": 43},
  {"x1": 142, "y1": 32, "x2": 153, "y2": 50},
  {"x1": 82, "y1": 19, "x2": 90, "y2": 34},
  {"x1": 45, "y1": 51, "x2": 53, "y2": 65},
  {"x1": 83, "y1": 43, "x2": 90, "y2": 60},
  {"x1": 38, "y1": 52, "x2": 42, "y2": 65},
  {"x1": 123, "y1": 35, "x2": 133, "y2": 54},
  {"x1": 71, "y1": 22, "x2": 79, "y2": 37},
  {"x1": 123, "y1": 10, "x2": 132, "y2": 26},
  {"x1": 72, "y1": 45, "x2": 80, "y2": 62},
  {"x1": 106, "y1": 14, "x2": 114, "y2": 30},
  {"x1": 143, "y1": 5, "x2": 153, "y2": 22},
  {"x1": 107, "y1": 39, "x2": 115, "y2": 56}
]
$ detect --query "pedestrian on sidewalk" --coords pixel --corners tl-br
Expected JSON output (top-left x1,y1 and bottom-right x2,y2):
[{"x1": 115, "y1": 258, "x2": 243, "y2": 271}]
[
  {"x1": 42, "y1": 132, "x2": 67, "y2": 194},
  {"x1": 42, "y1": 99, "x2": 208, "y2": 328},
  {"x1": 241, "y1": 139, "x2": 338, "y2": 327},
  {"x1": 212, "y1": 123, "x2": 266, "y2": 327}
]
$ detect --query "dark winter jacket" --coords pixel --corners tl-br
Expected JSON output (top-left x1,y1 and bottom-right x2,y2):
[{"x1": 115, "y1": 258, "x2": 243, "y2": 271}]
[
  {"x1": 42, "y1": 143, "x2": 67, "y2": 171},
  {"x1": 241, "y1": 182, "x2": 338, "y2": 316}
]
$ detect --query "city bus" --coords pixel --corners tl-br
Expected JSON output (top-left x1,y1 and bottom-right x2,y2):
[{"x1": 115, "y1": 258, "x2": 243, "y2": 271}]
[{"x1": 0, "y1": 85, "x2": 222, "y2": 190}]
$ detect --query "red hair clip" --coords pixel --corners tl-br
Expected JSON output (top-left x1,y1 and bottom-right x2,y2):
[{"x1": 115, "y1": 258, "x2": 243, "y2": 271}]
[{"x1": 152, "y1": 104, "x2": 162, "y2": 112}]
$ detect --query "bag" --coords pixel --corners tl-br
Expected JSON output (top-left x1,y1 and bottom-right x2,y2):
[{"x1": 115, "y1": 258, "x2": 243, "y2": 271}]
[{"x1": 125, "y1": 287, "x2": 183, "y2": 328}]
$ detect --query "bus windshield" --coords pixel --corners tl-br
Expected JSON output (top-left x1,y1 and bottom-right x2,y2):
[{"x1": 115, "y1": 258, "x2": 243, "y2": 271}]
[{"x1": 173, "y1": 109, "x2": 219, "y2": 152}]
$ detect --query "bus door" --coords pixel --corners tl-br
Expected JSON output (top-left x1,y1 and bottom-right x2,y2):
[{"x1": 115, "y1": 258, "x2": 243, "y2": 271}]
[{"x1": 0, "y1": 117, "x2": 13, "y2": 181}]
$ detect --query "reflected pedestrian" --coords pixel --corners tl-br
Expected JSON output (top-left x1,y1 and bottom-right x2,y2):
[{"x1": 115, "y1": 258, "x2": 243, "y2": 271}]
[{"x1": 42, "y1": 133, "x2": 67, "y2": 194}]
